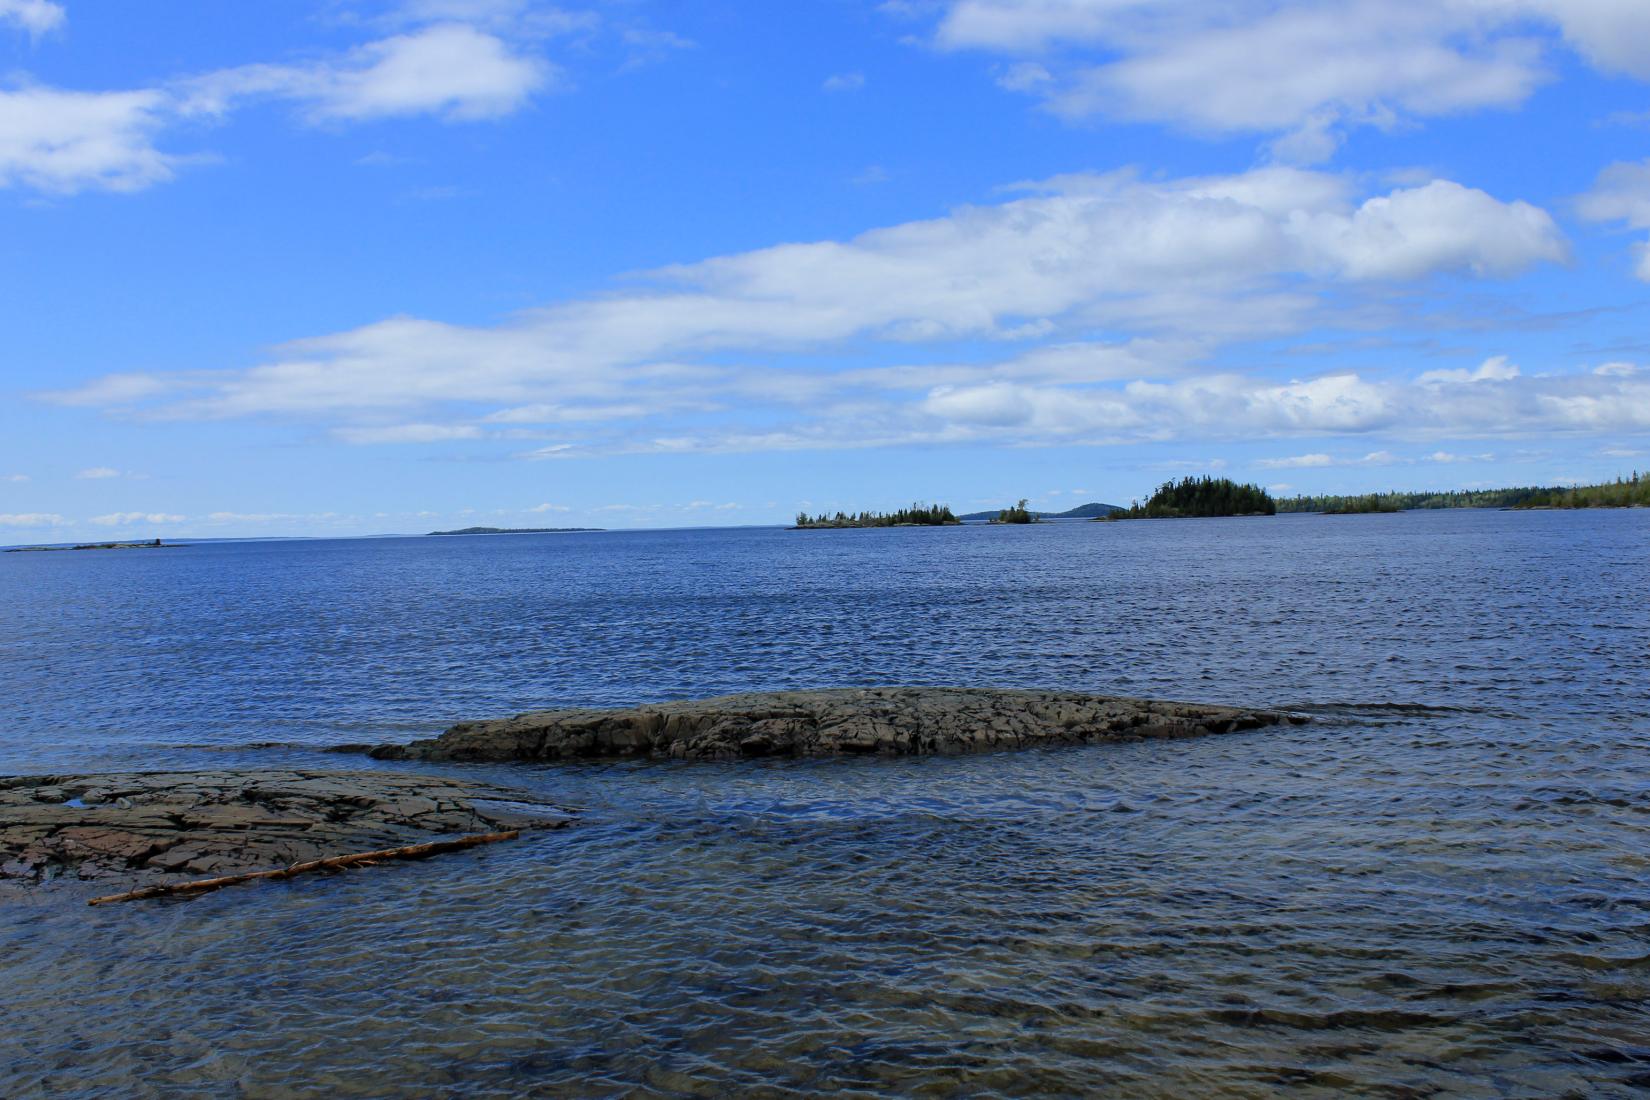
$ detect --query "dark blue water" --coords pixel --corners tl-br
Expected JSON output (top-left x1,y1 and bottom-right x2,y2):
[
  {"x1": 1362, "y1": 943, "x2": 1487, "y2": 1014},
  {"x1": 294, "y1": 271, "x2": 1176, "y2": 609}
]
[{"x1": 3, "y1": 512, "x2": 1648, "y2": 1096}]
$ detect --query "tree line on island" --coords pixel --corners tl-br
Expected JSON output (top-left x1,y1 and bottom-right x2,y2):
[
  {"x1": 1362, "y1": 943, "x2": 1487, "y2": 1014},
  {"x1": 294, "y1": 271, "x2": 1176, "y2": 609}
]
[
  {"x1": 1101, "y1": 477, "x2": 1276, "y2": 519},
  {"x1": 792, "y1": 499, "x2": 1052, "y2": 528},
  {"x1": 794, "y1": 503, "x2": 960, "y2": 528}
]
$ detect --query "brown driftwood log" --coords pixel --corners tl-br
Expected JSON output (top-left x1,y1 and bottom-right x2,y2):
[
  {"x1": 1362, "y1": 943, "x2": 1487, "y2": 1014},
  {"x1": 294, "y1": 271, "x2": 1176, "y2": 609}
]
[{"x1": 87, "y1": 829, "x2": 520, "y2": 906}]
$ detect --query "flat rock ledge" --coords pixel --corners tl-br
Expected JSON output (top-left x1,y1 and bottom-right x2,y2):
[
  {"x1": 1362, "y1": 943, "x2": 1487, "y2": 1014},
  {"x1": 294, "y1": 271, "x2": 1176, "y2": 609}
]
[
  {"x1": 366, "y1": 687, "x2": 1306, "y2": 764},
  {"x1": 0, "y1": 769, "x2": 571, "y2": 889}
]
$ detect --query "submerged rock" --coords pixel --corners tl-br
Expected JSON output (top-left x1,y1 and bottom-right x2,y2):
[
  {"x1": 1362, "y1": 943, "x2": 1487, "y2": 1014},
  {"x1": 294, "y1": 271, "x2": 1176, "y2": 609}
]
[
  {"x1": 367, "y1": 686, "x2": 1306, "y2": 763},
  {"x1": 0, "y1": 770, "x2": 571, "y2": 888}
]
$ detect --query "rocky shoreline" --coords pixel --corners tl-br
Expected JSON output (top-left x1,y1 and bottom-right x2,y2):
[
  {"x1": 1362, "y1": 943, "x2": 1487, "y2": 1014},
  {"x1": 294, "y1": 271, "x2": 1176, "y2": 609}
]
[
  {"x1": 364, "y1": 686, "x2": 1306, "y2": 763},
  {"x1": 2, "y1": 689, "x2": 1303, "y2": 897},
  {"x1": 0, "y1": 770, "x2": 571, "y2": 892}
]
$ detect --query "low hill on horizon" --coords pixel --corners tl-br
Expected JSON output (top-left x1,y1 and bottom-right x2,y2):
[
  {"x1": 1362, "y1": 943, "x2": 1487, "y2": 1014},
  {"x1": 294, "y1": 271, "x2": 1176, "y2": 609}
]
[
  {"x1": 428, "y1": 526, "x2": 604, "y2": 535},
  {"x1": 957, "y1": 502, "x2": 1123, "y2": 522}
]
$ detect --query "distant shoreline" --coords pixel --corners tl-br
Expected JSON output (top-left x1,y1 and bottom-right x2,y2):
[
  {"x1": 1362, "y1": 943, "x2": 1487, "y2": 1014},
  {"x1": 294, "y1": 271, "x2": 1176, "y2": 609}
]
[
  {"x1": 427, "y1": 526, "x2": 605, "y2": 536},
  {"x1": 4, "y1": 504, "x2": 1645, "y2": 554},
  {"x1": 1279, "y1": 474, "x2": 1646, "y2": 513}
]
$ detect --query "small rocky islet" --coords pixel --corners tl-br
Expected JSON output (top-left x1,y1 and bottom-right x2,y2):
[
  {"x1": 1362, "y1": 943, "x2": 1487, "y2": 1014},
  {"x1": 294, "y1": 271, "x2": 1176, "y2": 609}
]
[
  {"x1": 0, "y1": 770, "x2": 571, "y2": 893},
  {"x1": 362, "y1": 686, "x2": 1306, "y2": 763}
]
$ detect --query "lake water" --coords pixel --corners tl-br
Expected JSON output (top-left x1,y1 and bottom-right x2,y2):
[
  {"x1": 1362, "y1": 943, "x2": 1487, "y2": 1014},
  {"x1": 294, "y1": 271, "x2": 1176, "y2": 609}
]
[{"x1": 3, "y1": 512, "x2": 1647, "y2": 1096}]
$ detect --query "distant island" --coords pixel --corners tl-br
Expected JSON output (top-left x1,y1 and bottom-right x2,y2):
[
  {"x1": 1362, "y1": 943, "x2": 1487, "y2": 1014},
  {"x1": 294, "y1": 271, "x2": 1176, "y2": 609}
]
[
  {"x1": 794, "y1": 504, "x2": 958, "y2": 528},
  {"x1": 6, "y1": 539, "x2": 177, "y2": 553},
  {"x1": 988, "y1": 499, "x2": 1039, "y2": 524},
  {"x1": 792, "y1": 499, "x2": 1122, "y2": 528},
  {"x1": 1102, "y1": 477, "x2": 1276, "y2": 519},
  {"x1": 428, "y1": 527, "x2": 603, "y2": 536},
  {"x1": 1279, "y1": 473, "x2": 1647, "y2": 513},
  {"x1": 956, "y1": 501, "x2": 1122, "y2": 521}
]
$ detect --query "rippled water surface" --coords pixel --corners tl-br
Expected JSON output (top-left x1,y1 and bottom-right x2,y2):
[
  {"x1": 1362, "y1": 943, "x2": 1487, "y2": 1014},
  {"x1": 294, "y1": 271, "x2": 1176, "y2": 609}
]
[{"x1": 3, "y1": 512, "x2": 1648, "y2": 1097}]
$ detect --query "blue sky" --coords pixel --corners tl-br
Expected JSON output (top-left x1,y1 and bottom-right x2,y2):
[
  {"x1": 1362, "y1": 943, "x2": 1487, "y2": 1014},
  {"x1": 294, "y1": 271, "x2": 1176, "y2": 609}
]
[{"x1": 3, "y1": 0, "x2": 1649, "y2": 538}]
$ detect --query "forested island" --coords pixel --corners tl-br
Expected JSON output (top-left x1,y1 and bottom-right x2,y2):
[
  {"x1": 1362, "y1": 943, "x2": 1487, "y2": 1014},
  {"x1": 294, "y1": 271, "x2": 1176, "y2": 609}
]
[
  {"x1": 1102, "y1": 477, "x2": 1276, "y2": 519},
  {"x1": 793, "y1": 503, "x2": 959, "y2": 528},
  {"x1": 1278, "y1": 472, "x2": 1647, "y2": 513},
  {"x1": 956, "y1": 501, "x2": 1122, "y2": 521},
  {"x1": 792, "y1": 498, "x2": 1100, "y2": 527},
  {"x1": 990, "y1": 499, "x2": 1038, "y2": 524},
  {"x1": 428, "y1": 527, "x2": 603, "y2": 535}
]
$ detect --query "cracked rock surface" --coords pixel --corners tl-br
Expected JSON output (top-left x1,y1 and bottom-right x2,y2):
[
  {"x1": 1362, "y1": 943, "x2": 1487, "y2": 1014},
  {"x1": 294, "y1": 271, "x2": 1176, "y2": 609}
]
[
  {"x1": 367, "y1": 686, "x2": 1306, "y2": 763},
  {"x1": 0, "y1": 770, "x2": 571, "y2": 888}
]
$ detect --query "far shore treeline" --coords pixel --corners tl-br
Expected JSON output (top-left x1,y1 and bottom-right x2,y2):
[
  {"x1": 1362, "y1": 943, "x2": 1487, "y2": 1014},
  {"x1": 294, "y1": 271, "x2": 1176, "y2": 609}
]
[
  {"x1": 1278, "y1": 472, "x2": 1647, "y2": 513},
  {"x1": 790, "y1": 472, "x2": 1646, "y2": 530}
]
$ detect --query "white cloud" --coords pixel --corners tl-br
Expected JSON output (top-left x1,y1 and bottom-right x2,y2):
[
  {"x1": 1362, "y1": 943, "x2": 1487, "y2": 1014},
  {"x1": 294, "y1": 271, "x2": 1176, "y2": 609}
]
[
  {"x1": 996, "y1": 61, "x2": 1054, "y2": 91},
  {"x1": 823, "y1": 71, "x2": 867, "y2": 92},
  {"x1": 1417, "y1": 354, "x2": 1522, "y2": 385},
  {"x1": 927, "y1": 0, "x2": 1650, "y2": 148},
  {"x1": 1308, "y1": 182, "x2": 1566, "y2": 278},
  {"x1": 179, "y1": 24, "x2": 552, "y2": 124},
  {"x1": 74, "y1": 466, "x2": 122, "y2": 479},
  {"x1": 332, "y1": 423, "x2": 484, "y2": 444},
  {"x1": 1525, "y1": 0, "x2": 1650, "y2": 80},
  {"x1": 1577, "y1": 158, "x2": 1650, "y2": 280},
  {"x1": 0, "y1": 0, "x2": 64, "y2": 36},
  {"x1": 527, "y1": 502, "x2": 569, "y2": 512},
  {"x1": 1256, "y1": 452, "x2": 1335, "y2": 468},
  {"x1": 1, "y1": 15, "x2": 566, "y2": 195},
  {"x1": 45, "y1": 372, "x2": 177, "y2": 406},
  {"x1": 0, "y1": 512, "x2": 66, "y2": 527},
  {"x1": 2, "y1": 473, "x2": 27, "y2": 482},
  {"x1": 0, "y1": 85, "x2": 176, "y2": 193},
  {"x1": 1257, "y1": 447, "x2": 1492, "y2": 469},
  {"x1": 90, "y1": 511, "x2": 186, "y2": 526}
]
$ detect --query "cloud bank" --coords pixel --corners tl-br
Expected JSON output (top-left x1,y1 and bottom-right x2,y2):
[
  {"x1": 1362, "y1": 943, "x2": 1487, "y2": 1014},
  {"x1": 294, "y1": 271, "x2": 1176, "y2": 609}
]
[
  {"x1": 42, "y1": 164, "x2": 1607, "y2": 453},
  {"x1": 927, "y1": 0, "x2": 1650, "y2": 160}
]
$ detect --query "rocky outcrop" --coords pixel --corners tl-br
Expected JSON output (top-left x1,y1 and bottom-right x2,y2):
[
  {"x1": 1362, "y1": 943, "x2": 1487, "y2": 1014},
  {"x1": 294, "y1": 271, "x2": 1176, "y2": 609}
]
[
  {"x1": 367, "y1": 687, "x2": 1305, "y2": 763},
  {"x1": 0, "y1": 770, "x2": 570, "y2": 888}
]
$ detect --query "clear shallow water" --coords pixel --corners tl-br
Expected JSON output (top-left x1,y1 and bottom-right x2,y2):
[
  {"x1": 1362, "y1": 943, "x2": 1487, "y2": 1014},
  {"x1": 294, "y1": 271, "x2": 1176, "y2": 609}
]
[{"x1": 2, "y1": 512, "x2": 1648, "y2": 1097}]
